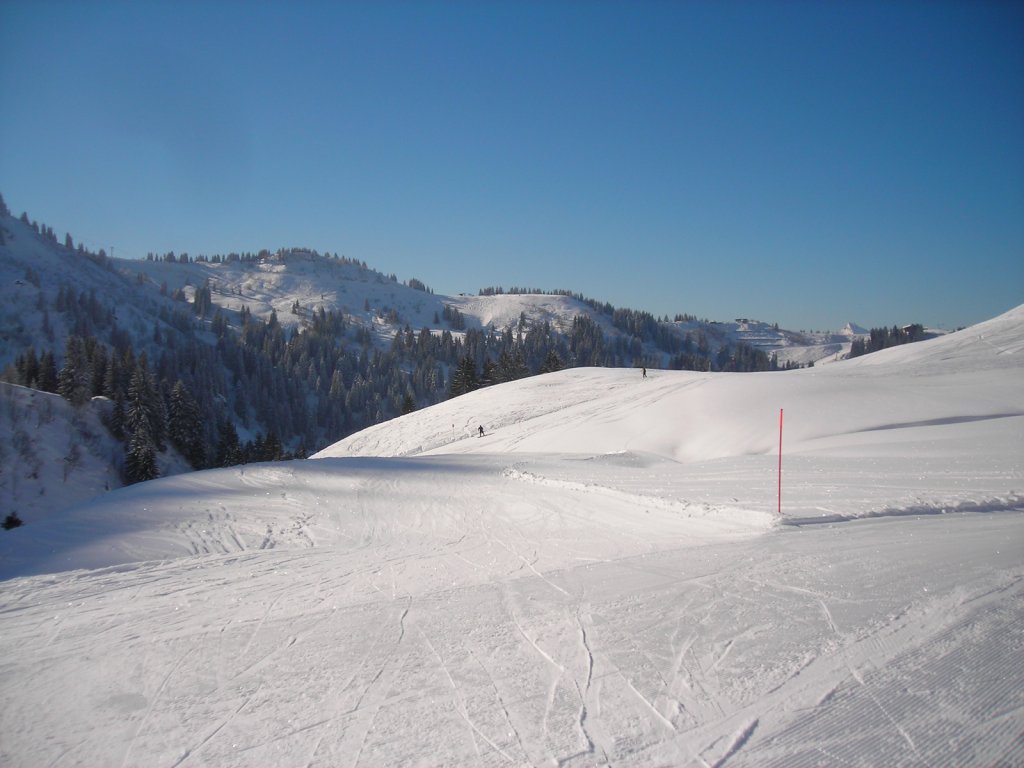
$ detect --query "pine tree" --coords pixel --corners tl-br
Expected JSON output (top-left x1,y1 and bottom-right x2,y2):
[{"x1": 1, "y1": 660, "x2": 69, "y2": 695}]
[
  {"x1": 57, "y1": 336, "x2": 90, "y2": 405},
  {"x1": 215, "y1": 417, "x2": 242, "y2": 467},
  {"x1": 123, "y1": 373, "x2": 159, "y2": 485},
  {"x1": 102, "y1": 353, "x2": 123, "y2": 398},
  {"x1": 497, "y1": 349, "x2": 529, "y2": 383},
  {"x1": 37, "y1": 351, "x2": 58, "y2": 393},
  {"x1": 250, "y1": 433, "x2": 265, "y2": 462},
  {"x1": 263, "y1": 431, "x2": 282, "y2": 461},
  {"x1": 107, "y1": 393, "x2": 126, "y2": 440},
  {"x1": 127, "y1": 361, "x2": 166, "y2": 452},
  {"x1": 539, "y1": 349, "x2": 564, "y2": 374},
  {"x1": 17, "y1": 348, "x2": 40, "y2": 388},
  {"x1": 401, "y1": 393, "x2": 416, "y2": 414},
  {"x1": 168, "y1": 380, "x2": 206, "y2": 468},
  {"x1": 123, "y1": 414, "x2": 158, "y2": 485},
  {"x1": 193, "y1": 283, "x2": 213, "y2": 318},
  {"x1": 448, "y1": 355, "x2": 479, "y2": 398},
  {"x1": 90, "y1": 345, "x2": 108, "y2": 397},
  {"x1": 480, "y1": 358, "x2": 498, "y2": 387}
]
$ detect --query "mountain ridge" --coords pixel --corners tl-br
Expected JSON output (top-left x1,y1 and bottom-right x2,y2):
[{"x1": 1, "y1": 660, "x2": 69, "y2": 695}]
[{"x1": 2, "y1": 200, "x2": 870, "y2": 370}]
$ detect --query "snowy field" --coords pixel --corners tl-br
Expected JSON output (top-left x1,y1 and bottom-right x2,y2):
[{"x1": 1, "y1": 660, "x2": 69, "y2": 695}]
[{"x1": 1, "y1": 307, "x2": 1022, "y2": 767}]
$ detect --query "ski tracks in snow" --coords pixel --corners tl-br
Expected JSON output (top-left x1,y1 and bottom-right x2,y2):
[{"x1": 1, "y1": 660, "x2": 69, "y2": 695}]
[
  {"x1": 420, "y1": 629, "x2": 520, "y2": 764},
  {"x1": 3, "y1": 498, "x2": 1021, "y2": 767},
  {"x1": 120, "y1": 646, "x2": 197, "y2": 768},
  {"x1": 761, "y1": 577, "x2": 930, "y2": 764},
  {"x1": 738, "y1": 566, "x2": 1024, "y2": 767}
]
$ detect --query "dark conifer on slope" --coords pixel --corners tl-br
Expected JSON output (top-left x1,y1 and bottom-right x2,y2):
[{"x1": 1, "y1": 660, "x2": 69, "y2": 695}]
[
  {"x1": 127, "y1": 359, "x2": 166, "y2": 452},
  {"x1": 215, "y1": 418, "x2": 243, "y2": 468},
  {"x1": 539, "y1": 349, "x2": 564, "y2": 374},
  {"x1": 56, "y1": 336, "x2": 90, "y2": 406},
  {"x1": 448, "y1": 355, "x2": 480, "y2": 398},
  {"x1": 37, "y1": 352, "x2": 58, "y2": 393},
  {"x1": 168, "y1": 380, "x2": 206, "y2": 469},
  {"x1": 123, "y1": 399, "x2": 158, "y2": 485}
]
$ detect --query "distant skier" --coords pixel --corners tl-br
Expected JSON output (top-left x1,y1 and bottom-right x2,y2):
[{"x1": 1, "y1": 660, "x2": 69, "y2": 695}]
[
  {"x1": 478, "y1": 425, "x2": 485, "y2": 437},
  {"x1": 642, "y1": 366, "x2": 647, "y2": 378}
]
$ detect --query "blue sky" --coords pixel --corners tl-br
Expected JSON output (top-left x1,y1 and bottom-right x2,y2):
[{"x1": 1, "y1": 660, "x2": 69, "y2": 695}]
[{"x1": 1, "y1": 0, "x2": 1021, "y2": 331}]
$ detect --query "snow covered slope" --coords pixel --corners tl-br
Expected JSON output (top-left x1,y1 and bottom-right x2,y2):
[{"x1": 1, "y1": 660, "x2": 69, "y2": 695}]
[
  {"x1": 0, "y1": 384, "x2": 121, "y2": 522},
  {"x1": 0, "y1": 214, "x2": 152, "y2": 371},
  {"x1": 0, "y1": 307, "x2": 1021, "y2": 767},
  {"x1": 0, "y1": 383, "x2": 193, "y2": 525},
  {"x1": 317, "y1": 305, "x2": 1023, "y2": 521}
]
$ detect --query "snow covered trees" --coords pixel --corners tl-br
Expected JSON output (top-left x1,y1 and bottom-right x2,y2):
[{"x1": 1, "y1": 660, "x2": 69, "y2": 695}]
[
  {"x1": 122, "y1": 363, "x2": 162, "y2": 484},
  {"x1": 123, "y1": 417, "x2": 158, "y2": 485},
  {"x1": 56, "y1": 336, "x2": 90, "y2": 406},
  {"x1": 168, "y1": 381, "x2": 206, "y2": 469}
]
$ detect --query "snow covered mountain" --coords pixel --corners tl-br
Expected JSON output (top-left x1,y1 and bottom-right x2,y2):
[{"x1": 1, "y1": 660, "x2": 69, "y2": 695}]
[
  {"x1": 0, "y1": 200, "x2": 869, "y2": 378},
  {"x1": 2, "y1": 201, "x2": 887, "y2": 522},
  {"x1": 109, "y1": 249, "x2": 852, "y2": 365},
  {"x1": 1, "y1": 304, "x2": 1021, "y2": 767}
]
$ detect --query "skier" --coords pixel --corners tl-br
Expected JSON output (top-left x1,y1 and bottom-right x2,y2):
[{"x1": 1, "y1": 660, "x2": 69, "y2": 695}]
[
  {"x1": 642, "y1": 366, "x2": 647, "y2": 378},
  {"x1": 478, "y1": 425, "x2": 485, "y2": 437}
]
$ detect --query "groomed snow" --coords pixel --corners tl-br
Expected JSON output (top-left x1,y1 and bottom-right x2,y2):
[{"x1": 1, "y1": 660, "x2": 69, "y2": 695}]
[{"x1": 1, "y1": 307, "x2": 1022, "y2": 767}]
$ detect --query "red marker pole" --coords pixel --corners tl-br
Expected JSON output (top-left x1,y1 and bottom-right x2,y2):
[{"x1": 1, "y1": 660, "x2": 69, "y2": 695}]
[{"x1": 778, "y1": 408, "x2": 784, "y2": 516}]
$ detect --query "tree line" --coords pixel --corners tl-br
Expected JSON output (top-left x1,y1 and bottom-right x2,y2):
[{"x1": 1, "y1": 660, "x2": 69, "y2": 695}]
[{"x1": 848, "y1": 324, "x2": 927, "y2": 358}]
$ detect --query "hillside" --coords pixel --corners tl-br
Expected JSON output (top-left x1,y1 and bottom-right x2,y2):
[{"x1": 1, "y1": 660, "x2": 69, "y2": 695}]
[
  {"x1": 113, "y1": 250, "x2": 855, "y2": 366},
  {"x1": 317, "y1": 305, "x2": 1021, "y2": 469},
  {"x1": 1, "y1": 201, "x2": 865, "y2": 378},
  {"x1": 1, "y1": 306, "x2": 1021, "y2": 766},
  {"x1": 1, "y1": 203, "x2": 881, "y2": 522},
  {"x1": 0, "y1": 382, "x2": 192, "y2": 525}
]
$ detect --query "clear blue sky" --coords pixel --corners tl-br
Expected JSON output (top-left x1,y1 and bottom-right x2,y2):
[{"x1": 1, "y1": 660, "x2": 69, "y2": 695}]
[{"x1": 2, "y1": 0, "x2": 1021, "y2": 331}]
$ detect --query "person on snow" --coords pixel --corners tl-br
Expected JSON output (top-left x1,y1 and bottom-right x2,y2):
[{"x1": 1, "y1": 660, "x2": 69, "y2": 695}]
[
  {"x1": 478, "y1": 425, "x2": 485, "y2": 437},
  {"x1": 642, "y1": 366, "x2": 647, "y2": 378}
]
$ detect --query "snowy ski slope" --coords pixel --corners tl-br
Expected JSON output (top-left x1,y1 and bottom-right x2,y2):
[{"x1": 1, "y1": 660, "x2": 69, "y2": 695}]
[{"x1": 0, "y1": 306, "x2": 1021, "y2": 767}]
